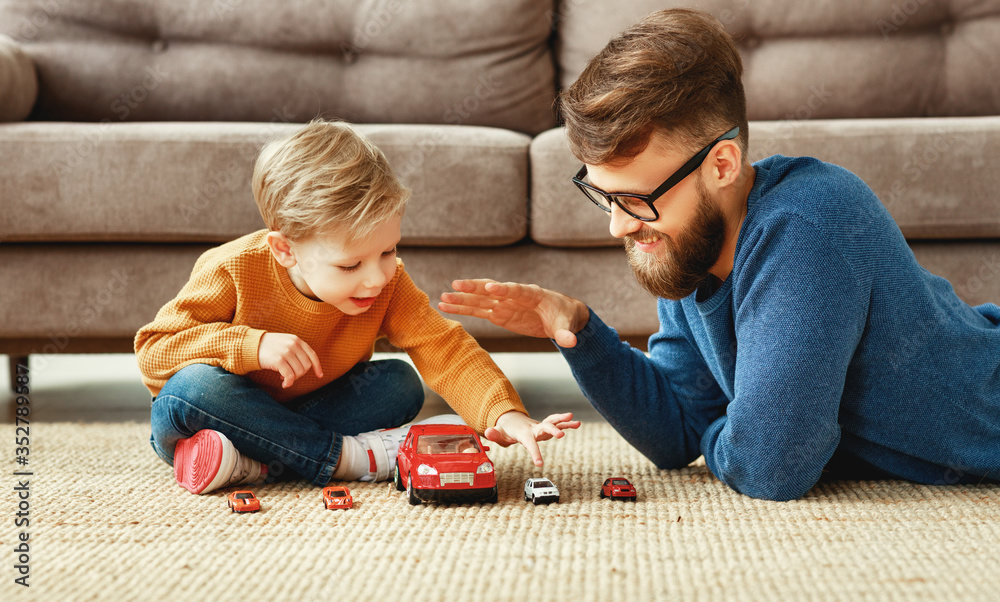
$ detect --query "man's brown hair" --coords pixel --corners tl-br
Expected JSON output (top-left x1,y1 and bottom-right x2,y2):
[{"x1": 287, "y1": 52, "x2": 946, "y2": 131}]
[{"x1": 560, "y1": 8, "x2": 749, "y2": 166}]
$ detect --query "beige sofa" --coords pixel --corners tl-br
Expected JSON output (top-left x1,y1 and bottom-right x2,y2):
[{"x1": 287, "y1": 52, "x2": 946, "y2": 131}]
[{"x1": 3, "y1": 0, "x2": 1000, "y2": 385}]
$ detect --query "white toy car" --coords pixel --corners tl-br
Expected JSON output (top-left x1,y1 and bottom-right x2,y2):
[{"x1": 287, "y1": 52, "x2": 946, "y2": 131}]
[{"x1": 524, "y1": 477, "x2": 560, "y2": 504}]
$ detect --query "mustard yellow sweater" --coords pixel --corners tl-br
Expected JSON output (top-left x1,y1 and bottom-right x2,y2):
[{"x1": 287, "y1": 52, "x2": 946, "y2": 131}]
[{"x1": 134, "y1": 230, "x2": 526, "y2": 432}]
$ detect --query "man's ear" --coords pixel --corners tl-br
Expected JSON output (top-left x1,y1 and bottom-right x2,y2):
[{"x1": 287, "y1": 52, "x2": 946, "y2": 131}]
[
  {"x1": 707, "y1": 140, "x2": 744, "y2": 189},
  {"x1": 265, "y1": 231, "x2": 297, "y2": 268}
]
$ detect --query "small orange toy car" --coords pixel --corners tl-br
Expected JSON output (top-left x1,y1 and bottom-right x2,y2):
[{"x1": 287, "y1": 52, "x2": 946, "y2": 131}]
[
  {"x1": 322, "y1": 486, "x2": 353, "y2": 509},
  {"x1": 227, "y1": 490, "x2": 260, "y2": 513},
  {"x1": 600, "y1": 477, "x2": 637, "y2": 501}
]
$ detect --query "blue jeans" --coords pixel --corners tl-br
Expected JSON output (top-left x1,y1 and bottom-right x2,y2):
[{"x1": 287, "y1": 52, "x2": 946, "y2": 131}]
[{"x1": 149, "y1": 360, "x2": 424, "y2": 486}]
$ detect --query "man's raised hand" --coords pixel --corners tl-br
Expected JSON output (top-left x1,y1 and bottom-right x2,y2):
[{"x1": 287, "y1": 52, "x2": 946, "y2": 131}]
[{"x1": 439, "y1": 279, "x2": 589, "y2": 348}]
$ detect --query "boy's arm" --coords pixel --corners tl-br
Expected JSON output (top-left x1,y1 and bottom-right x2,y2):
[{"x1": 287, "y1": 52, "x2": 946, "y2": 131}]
[
  {"x1": 134, "y1": 263, "x2": 265, "y2": 394},
  {"x1": 383, "y1": 269, "x2": 580, "y2": 466},
  {"x1": 381, "y1": 270, "x2": 528, "y2": 433}
]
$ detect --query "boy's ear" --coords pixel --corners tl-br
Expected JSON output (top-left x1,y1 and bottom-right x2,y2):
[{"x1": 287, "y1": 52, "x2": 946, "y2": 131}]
[{"x1": 265, "y1": 231, "x2": 297, "y2": 268}]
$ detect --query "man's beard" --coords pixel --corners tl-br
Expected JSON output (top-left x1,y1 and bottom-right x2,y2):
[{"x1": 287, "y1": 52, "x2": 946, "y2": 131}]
[{"x1": 624, "y1": 177, "x2": 728, "y2": 300}]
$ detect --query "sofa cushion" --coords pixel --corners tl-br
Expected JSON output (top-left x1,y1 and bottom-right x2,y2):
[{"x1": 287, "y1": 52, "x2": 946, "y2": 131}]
[
  {"x1": 530, "y1": 117, "x2": 1000, "y2": 247},
  {"x1": 0, "y1": 0, "x2": 557, "y2": 135},
  {"x1": 3, "y1": 241, "x2": 997, "y2": 346},
  {"x1": 0, "y1": 35, "x2": 36, "y2": 122},
  {"x1": 556, "y1": 0, "x2": 1000, "y2": 120},
  {"x1": 0, "y1": 122, "x2": 530, "y2": 245},
  {"x1": 0, "y1": 243, "x2": 661, "y2": 344}
]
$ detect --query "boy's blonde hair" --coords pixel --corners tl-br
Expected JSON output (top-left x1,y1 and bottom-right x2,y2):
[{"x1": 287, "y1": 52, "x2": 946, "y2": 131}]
[{"x1": 252, "y1": 119, "x2": 408, "y2": 243}]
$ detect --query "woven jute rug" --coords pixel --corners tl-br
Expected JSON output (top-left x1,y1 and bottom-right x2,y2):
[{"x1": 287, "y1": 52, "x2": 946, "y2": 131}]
[{"x1": 2, "y1": 421, "x2": 999, "y2": 601}]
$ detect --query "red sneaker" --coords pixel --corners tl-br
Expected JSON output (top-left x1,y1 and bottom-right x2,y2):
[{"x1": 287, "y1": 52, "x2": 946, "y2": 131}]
[{"x1": 174, "y1": 430, "x2": 267, "y2": 494}]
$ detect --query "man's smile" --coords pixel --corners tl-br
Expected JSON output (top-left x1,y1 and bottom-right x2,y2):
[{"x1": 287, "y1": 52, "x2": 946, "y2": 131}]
[
  {"x1": 634, "y1": 240, "x2": 661, "y2": 253},
  {"x1": 628, "y1": 230, "x2": 667, "y2": 253}
]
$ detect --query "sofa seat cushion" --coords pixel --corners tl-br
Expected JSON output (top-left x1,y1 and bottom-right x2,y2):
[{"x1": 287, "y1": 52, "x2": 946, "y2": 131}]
[
  {"x1": 530, "y1": 117, "x2": 1000, "y2": 247},
  {"x1": 2, "y1": 241, "x2": 996, "y2": 348},
  {"x1": 0, "y1": 122, "x2": 530, "y2": 245},
  {"x1": 0, "y1": 0, "x2": 557, "y2": 135},
  {"x1": 0, "y1": 243, "x2": 661, "y2": 344}
]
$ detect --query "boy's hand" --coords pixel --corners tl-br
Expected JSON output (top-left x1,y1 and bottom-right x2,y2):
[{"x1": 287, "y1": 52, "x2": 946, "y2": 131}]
[
  {"x1": 258, "y1": 332, "x2": 323, "y2": 388},
  {"x1": 439, "y1": 280, "x2": 589, "y2": 348},
  {"x1": 485, "y1": 410, "x2": 581, "y2": 467}
]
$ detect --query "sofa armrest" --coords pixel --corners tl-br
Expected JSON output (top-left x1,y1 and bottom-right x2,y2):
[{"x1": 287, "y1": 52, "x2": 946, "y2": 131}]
[{"x1": 0, "y1": 35, "x2": 37, "y2": 122}]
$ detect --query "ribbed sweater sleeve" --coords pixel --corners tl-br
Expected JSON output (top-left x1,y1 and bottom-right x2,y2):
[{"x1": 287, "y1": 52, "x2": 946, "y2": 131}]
[
  {"x1": 381, "y1": 270, "x2": 527, "y2": 432},
  {"x1": 134, "y1": 248, "x2": 266, "y2": 393}
]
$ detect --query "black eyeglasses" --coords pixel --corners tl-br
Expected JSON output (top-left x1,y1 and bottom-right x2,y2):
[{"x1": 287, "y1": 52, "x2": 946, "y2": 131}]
[{"x1": 572, "y1": 126, "x2": 740, "y2": 222}]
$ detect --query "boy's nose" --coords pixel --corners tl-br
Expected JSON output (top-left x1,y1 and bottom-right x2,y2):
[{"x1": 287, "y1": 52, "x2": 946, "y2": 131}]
[
  {"x1": 362, "y1": 264, "x2": 389, "y2": 290},
  {"x1": 608, "y1": 203, "x2": 643, "y2": 239}
]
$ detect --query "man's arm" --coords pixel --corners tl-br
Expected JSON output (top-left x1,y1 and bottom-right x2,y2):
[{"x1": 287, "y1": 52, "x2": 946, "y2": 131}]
[
  {"x1": 442, "y1": 279, "x2": 728, "y2": 470},
  {"x1": 557, "y1": 305, "x2": 728, "y2": 470},
  {"x1": 702, "y1": 214, "x2": 868, "y2": 501}
]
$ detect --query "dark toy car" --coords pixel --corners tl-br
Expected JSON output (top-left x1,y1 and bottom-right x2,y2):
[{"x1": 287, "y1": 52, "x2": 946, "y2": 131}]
[
  {"x1": 394, "y1": 424, "x2": 498, "y2": 505},
  {"x1": 600, "y1": 477, "x2": 637, "y2": 501}
]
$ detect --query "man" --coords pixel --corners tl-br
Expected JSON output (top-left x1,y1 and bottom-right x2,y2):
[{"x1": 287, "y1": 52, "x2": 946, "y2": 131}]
[{"x1": 438, "y1": 8, "x2": 1000, "y2": 501}]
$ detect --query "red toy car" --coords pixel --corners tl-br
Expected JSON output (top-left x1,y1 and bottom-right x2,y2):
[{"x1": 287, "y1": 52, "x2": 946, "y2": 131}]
[
  {"x1": 600, "y1": 477, "x2": 637, "y2": 501},
  {"x1": 394, "y1": 424, "x2": 498, "y2": 505},
  {"x1": 227, "y1": 490, "x2": 261, "y2": 513},
  {"x1": 322, "y1": 486, "x2": 353, "y2": 509}
]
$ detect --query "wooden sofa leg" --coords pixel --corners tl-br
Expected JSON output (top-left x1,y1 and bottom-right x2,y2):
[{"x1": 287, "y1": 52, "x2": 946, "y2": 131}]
[{"x1": 9, "y1": 355, "x2": 28, "y2": 391}]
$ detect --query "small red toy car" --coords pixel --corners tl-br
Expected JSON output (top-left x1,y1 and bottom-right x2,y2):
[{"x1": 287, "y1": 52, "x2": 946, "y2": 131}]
[
  {"x1": 394, "y1": 424, "x2": 497, "y2": 505},
  {"x1": 227, "y1": 490, "x2": 261, "y2": 513},
  {"x1": 322, "y1": 486, "x2": 353, "y2": 509},
  {"x1": 600, "y1": 477, "x2": 637, "y2": 501}
]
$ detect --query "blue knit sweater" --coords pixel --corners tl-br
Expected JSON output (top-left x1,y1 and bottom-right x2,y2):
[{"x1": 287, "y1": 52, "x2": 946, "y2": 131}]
[{"x1": 559, "y1": 155, "x2": 1000, "y2": 501}]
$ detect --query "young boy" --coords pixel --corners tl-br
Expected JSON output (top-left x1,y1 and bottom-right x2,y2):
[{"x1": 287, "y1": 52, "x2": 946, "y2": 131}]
[{"x1": 136, "y1": 120, "x2": 579, "y2": 495}]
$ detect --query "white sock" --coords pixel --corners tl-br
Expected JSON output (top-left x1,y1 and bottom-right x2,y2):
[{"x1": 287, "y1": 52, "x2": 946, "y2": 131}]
[{"x1": 331, "y1": 435, "x2": 369, "y2": 481}]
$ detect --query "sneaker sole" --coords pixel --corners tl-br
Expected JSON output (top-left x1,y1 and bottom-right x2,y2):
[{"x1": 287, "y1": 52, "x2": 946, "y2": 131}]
[{"x1": 174, "y1": 430, "x2": 237, "y2": 494}]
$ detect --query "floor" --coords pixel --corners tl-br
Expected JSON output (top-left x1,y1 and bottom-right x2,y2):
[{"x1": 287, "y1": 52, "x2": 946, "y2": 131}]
[{"x1": 1, "y1": 352, "x2": 605, "y2": 424}]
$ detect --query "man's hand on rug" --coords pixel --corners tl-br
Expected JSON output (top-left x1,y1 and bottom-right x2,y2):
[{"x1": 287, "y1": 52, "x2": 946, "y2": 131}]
[
  {"x1": 258, "y1": 332, "x2": 324, "y2": 388},
  {"x1": 439, "y1": 279, "x2": 589, "y2": 348},
  {"x1": 485, "y1": 410, "x2": 581, "y2": 466}
]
